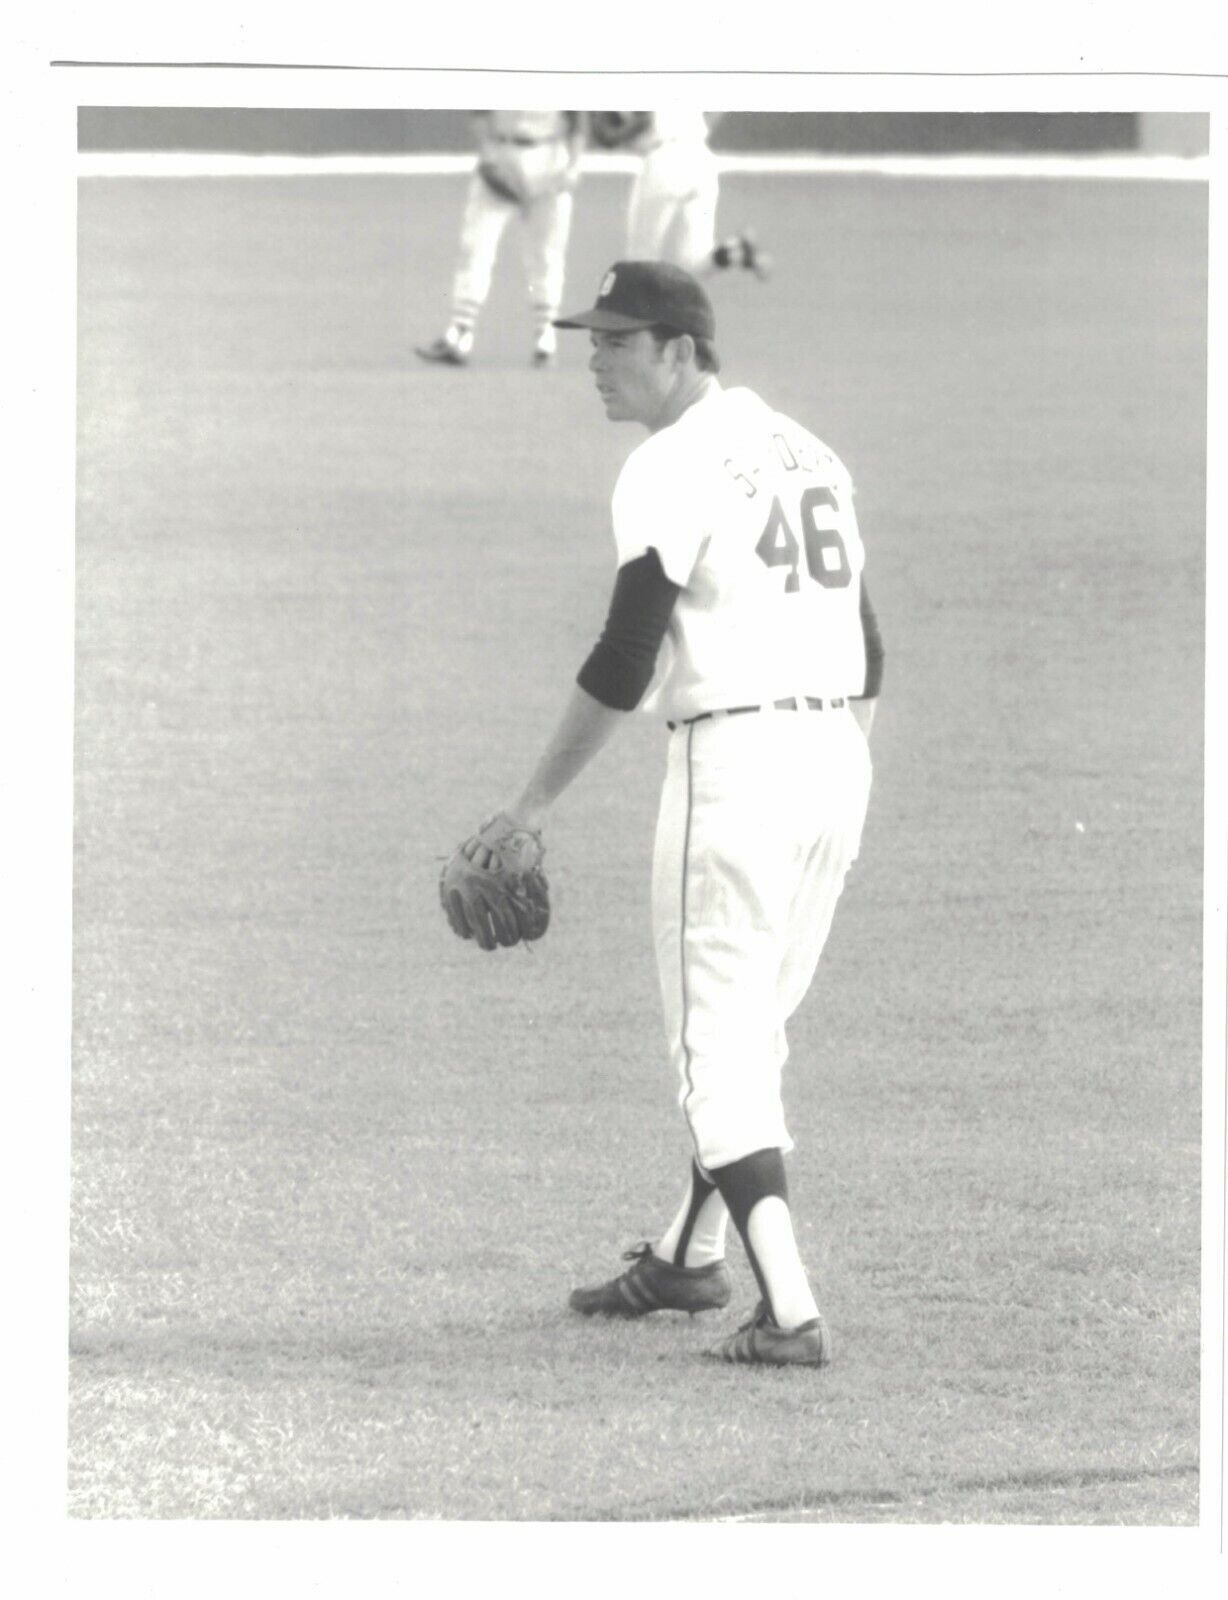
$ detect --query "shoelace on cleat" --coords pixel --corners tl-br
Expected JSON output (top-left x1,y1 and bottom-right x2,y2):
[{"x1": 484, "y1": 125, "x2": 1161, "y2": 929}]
[
  {"x1": 733, "y1": 1300, "x2": 774, "y2": 1335},
  {"x1": 620, "y1": 1242, "x2": 654, "y2": 1264}
]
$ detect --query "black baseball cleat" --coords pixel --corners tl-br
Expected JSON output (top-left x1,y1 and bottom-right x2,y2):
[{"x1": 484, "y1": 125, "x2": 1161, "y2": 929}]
[
  {"x1": 569, "y1": 1243, "x2": 732, "y2": 1317},
  {"x1": 737, "y1": 232, "x2": 772, "y2": 281},
  {"x1": 705, "y1": 1301, "x2": 832, "y2": 1367}
]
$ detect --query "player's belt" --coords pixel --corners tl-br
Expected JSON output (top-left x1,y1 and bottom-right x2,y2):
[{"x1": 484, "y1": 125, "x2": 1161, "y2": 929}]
[
  {"x1": 668, "y1": 696, "x2": 848, "y2": 731},
  {"x1": 494, "y1": 135, "x2": 551, "y2": 146}
]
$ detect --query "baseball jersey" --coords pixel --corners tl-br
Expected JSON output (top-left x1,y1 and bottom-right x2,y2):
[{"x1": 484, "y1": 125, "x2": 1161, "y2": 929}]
[{"x1": 610, "y1": 385, "x2": 868, "y2": 723}]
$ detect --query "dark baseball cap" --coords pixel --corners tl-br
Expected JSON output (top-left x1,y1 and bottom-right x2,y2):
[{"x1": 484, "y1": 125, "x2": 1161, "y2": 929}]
[{"x1": 554, "y1": 260, "x2": 716, "y2": 340}]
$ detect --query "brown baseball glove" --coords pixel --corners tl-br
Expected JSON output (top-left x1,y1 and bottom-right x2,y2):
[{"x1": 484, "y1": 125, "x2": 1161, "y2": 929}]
[
  {"x1": 439, "y1": 812, "x2": 550, "y2": 951},
  {"x1": 476, "y1": 159, "x2": 528, "y2": 204},
  {"x1": 588, "y1": 111, "x2": 653, "y2": 150}
]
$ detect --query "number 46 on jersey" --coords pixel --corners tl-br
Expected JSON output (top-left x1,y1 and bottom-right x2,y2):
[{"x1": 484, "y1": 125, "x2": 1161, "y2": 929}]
[{"x1": 729, "y1": 431, "x2": 855, "y2": 593}]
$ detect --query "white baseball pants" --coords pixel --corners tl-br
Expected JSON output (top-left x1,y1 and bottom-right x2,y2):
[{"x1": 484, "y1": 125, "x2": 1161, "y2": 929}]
[
  {"x1": 651, "y1": 706, "x2": 872, "y2": 1171},
  {"x1": 451, "y1": 165, "x2": 573, "y2": 317},
  {"x1": 626, "y1": 140, "x2": 720, "y2": 273}
]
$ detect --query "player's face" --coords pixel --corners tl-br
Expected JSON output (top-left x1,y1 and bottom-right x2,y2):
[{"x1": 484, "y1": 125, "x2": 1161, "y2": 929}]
[{"x1": 588, "y1": 329, "x2": 677, "y2": 427}]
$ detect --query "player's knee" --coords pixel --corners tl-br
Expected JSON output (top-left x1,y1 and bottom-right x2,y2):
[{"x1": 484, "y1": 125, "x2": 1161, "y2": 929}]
[{"x1": 685, "y1": 1098, "x2": 791, "y2": 1175}]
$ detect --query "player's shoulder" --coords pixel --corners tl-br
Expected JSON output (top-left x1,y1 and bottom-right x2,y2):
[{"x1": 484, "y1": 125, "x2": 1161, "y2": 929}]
[
  {"x1": 629, "y1": 387, "x2": 732, "y2": 462},
  {"x1": 617, "y1": 388, "x2": 766, "y2": 480},
  {"x1": 612, "y1": 410, "x2": 712, "y2": 514},
  {"x1": 694, "y1": 384, "x2": 778, "y2": 447},
  {"x1": 717, "y1": 384, "x2": 772, "y2": 420},
  {"x1": 765, "y1": 401, "x2": 855, "y2": 482},
  {"x1": 615, "y1": 424, "x2": 684, "y2": 494}
]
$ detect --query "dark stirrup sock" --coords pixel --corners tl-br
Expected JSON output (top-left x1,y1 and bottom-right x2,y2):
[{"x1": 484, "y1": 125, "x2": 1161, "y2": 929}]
[{"x1": 709, "y1": 1148, "x2": 790, "y2": 1311}]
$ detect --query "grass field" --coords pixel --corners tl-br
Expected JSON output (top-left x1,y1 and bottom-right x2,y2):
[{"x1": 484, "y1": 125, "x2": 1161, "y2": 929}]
[{"x1": 70, "y1": 168, "x2": 1207, "y2": 1527}]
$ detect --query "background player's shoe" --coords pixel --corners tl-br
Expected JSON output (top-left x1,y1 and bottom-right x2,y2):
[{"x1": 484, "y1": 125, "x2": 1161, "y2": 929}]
[
  {"x1": 532, "y1": 329, "x2": 557, "y2": 368},
  {"x1": 569, "y1": 1242, "x2": 732, "y2": 1317},
  {"x1": 705, "y1": 1301, "x2": 832, "y2": 1367},
  {"x1": 736, "y1": 232, "x2": 772, "y2": 281},
  {"x1": 416, "y1": 327, "x2": 473, "y2": 366}
]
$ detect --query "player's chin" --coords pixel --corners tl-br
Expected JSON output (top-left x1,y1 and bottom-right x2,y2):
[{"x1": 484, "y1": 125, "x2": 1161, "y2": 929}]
[{"x1": 597, "y1": 389, "x2": 629, "y2": 419}]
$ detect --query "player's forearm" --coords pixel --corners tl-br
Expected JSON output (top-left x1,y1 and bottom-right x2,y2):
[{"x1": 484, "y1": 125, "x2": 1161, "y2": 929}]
[
  {"x1": 852, "y1": 581, "x2": 883, "y2": 743},
  {"x1": 506, "y1": 686, "x2": 627, "y2": 828},
  {"x1": 508, "y1": 552, "x2": 676, "y2": 827}
]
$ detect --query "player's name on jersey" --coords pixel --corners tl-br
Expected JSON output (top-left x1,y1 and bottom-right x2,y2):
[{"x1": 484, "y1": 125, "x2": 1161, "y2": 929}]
[{"x1": 723, "y1": 430, "x2": 837, "y2": 498}]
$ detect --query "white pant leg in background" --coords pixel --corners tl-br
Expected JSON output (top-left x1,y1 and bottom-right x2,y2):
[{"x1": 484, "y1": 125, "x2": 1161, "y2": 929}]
[
  {"x1": 626, "y1": 140, "x2": 719, "y2": 271},
  {"x1": 450, "y1": 175, "x2": 517, "y2": 315},
  {"x1": 519, "y1": 188, "x2": 574, "y2": 318},
  {"x1": 651, "y1": 709, "x2": 872, "y2": 1172}
]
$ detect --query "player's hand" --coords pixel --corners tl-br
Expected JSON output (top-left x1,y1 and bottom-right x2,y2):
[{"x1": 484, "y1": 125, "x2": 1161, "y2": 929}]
[
  {"x1": 460, "y1": 806, "x2": 543, "y2": 867},
  {"x1": 440, "y1": 813, "x2": 551, "y2": 951}
]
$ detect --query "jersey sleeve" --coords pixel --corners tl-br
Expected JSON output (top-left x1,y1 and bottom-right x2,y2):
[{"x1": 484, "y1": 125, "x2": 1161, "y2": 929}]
[{"x1": 610, "y1": 438, "x2": 707, "y2": 589}]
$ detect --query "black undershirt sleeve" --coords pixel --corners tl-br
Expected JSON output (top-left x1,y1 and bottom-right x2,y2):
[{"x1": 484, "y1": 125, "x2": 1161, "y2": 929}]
[
  {"x1": 579, "y1": 551, "x2": 881, "y2": 710},
  {"x1": 577, "y1": 548, "x2": 681, "y2": 711},
  {"x1": 857, "y1": 579, "x2": 885, "y2": 700}
]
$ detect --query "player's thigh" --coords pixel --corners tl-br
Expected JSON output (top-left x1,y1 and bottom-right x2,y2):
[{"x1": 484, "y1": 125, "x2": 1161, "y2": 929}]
[
  {"x1": 457, "y1": 176, "x2": 515, "y2": 261},
  {"x1": 653, "y1": 719, "x2": 810, "y2": 985},
  {"x1": 776, "y1": 822, "x2": 863, "y2": 1020},
  {"x1": 661, "y1": 194, "x2": 717, "y2": 272},
  {"x1": 626, "y1": 163, "x2": 678, "y2": 257},
  {"x1": 521, "y1": 191, "x2": 573, "y2": 267},
  {"x1": 776, "y1": 722, "x2": 873, "y2": 1016},
  {"x1": 652, "y1": 725, "x2": 802, "y2": 1164},
  {"x1": 676, "y1": 710, "x2": 870, "y2": 952},
  {"x1": 667, "y1": 148, "x2": 718, "y2": 258}
]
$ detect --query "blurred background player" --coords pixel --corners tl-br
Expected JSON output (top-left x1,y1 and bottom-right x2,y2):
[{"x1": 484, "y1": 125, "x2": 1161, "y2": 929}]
[
  {"x1": 592, "y1": 110, "x2": 770, "y2": 280},
  {"x1": 416, "y1": 110, "x2": 584, "y2": 368}
]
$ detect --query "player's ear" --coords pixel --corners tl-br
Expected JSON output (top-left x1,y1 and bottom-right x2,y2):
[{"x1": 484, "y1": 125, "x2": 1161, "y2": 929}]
[{"x1": 671, "y1": 332, "x2": 696, "y2": 368}]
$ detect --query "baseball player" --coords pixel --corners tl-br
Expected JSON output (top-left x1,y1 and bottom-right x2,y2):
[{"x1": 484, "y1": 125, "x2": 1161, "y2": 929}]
[
  {"x1": 592, "y1": 111, "x2": 769, "y2": 280},
  {"x1": 441, "y1": 261, "x2": 883, "y2": 1367},
  {"x1": 416, "y1": 110, "x2": 584, "y2": 368}
]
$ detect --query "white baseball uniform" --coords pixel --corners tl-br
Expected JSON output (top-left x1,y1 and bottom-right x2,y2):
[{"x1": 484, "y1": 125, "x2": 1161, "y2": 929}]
[
  {"x1": 624, "y1": 111, "x2": 720, "y2": 273},
  {"x1": 609, "y1": 384, "x2": 874, "y2": 1171},
  {"x1": 449, "y1": 111, "x2": 580, "y2": 338}
]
